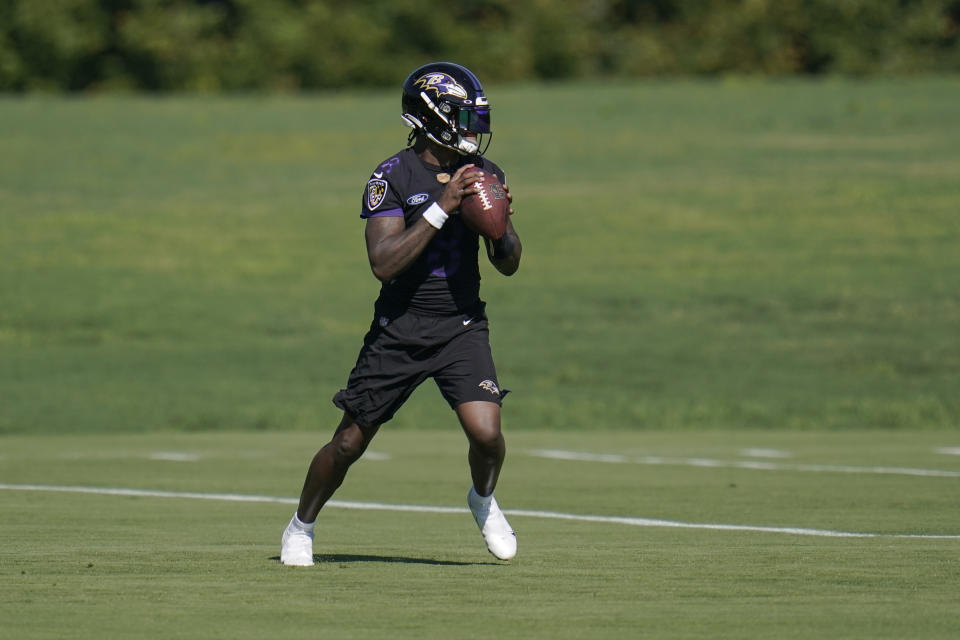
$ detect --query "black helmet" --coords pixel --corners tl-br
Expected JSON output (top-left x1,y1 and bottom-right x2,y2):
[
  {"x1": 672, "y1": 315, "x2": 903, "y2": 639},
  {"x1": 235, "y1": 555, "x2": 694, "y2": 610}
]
[{"x1": 401, "y1": 62, "x2": 492, "y2": 156}]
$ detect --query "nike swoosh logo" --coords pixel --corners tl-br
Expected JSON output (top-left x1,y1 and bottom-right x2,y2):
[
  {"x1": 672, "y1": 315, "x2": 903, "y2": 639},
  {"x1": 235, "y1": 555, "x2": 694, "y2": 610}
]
[
  {"x1": 463, "y1": 318, "x2": 473, "y2": 326},
  {"x1": 373, "y1": 172, "x2": 383, "y2": 178}
]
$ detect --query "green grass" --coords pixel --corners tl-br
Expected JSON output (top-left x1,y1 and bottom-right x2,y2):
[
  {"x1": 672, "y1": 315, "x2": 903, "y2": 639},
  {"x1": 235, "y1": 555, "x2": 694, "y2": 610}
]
[
  {"x1": 1, "y1": 429, "x2": 959, "y2": 639},
  {"x1": 2, "y1": 78, "x2": 959, "y2": 434},
  {"x1": 2, "y1": 79, "x2": 959, "y2": 637}
]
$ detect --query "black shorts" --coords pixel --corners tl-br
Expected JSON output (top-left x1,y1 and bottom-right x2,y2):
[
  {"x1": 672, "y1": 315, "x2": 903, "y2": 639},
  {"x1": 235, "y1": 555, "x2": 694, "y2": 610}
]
[{"x1": 332, "y1": 306, "x2": 506, "y2": 428}]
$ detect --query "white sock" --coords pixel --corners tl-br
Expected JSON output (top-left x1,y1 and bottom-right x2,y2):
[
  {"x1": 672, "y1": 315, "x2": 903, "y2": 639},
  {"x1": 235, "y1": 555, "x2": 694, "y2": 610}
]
[
  {"x1": 291, "y1": 513, "x2": 315, "y2": 534},
  {"x1": 471, "y1": 487, "x2": 493, "y2": 504}
]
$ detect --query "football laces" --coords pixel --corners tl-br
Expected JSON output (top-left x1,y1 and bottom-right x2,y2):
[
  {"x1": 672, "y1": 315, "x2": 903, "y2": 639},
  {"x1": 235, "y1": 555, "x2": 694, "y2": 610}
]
[{"x1": 475, "y1": 182, "x2": 492, "y2": 210}]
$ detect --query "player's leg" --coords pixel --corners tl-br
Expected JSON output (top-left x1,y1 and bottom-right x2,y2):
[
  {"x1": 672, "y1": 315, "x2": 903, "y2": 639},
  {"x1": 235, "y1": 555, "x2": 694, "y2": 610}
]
[
  {"x1": 455, "y1": 400, "x2": 505, "y2": 497},
  {"x1": 281, "y1": 413, "x2": 380, "y2": 566},
  {"x1": 297, "y1": 412, "x2": 380, "y2": 522},
  {"x1": 456, "y1": 401, "x2": 516, "y2": 560},
  {"x1": 432, "y1": 316, "x2": 516, "y2": 560},
  {"x1": 281, "y1": 310, "x2": 431, "y2": 565}
]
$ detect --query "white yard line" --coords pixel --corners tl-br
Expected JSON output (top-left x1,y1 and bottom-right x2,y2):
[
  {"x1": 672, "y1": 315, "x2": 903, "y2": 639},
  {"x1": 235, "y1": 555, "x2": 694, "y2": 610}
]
[
  {"x1": 935, "y1": 447, "x2": 960, "y2": 456},
  {"x1": 528, "y1": 449, "x2": 960, "y2": 478},
  {"x1": 0, "y1": 482, "x2": 957, "y2": 540}
]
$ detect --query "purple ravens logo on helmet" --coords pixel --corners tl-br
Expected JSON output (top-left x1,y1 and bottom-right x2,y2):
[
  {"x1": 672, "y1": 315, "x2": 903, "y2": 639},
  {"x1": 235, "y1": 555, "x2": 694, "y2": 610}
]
[{"x1": 413, "y1": 72, "x2": 468, "y2": 100}]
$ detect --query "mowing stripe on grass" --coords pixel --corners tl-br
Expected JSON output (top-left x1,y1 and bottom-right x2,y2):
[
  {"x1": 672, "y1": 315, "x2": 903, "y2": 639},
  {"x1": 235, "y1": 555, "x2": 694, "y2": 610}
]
[
  {"x1": 148, "y1": 452, "x2": 203, "y2": 462},
  {"x1": 1, "y1": 482, "x2": 958, "y2": 540},
  {"x1": 740, "y1": 448, "x2": 792, "y2": 458},
  {"x1": 528, "y1": 449, "x2": 960, "y2": 478}
]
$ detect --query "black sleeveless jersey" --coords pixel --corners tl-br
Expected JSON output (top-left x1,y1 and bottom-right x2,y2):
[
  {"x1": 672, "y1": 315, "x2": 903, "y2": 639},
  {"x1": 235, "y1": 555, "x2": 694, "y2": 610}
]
[{"x1": 360, "y1": 147, "x2": 507, "y2": 316}]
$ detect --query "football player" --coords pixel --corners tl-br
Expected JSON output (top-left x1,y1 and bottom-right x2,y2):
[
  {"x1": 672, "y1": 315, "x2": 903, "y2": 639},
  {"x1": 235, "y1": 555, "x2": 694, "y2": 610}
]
[{"x1": 281, "y1": 62, "x2": 522, "y2": 565}]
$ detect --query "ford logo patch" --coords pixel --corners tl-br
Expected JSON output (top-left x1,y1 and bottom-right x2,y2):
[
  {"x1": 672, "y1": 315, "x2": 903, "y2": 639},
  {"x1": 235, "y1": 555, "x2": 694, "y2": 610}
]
[{"x1": 406, "y1": 193, "x2": 430, "y2": 206}]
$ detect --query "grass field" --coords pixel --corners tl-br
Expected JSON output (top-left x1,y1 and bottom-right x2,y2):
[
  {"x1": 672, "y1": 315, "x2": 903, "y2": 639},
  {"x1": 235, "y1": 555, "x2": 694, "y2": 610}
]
[
  {"x1": 1, "y1": 79, "x2": 959, "y2": 637},
  {"x1": 2, "y1": 78, "x2": 959, "y2": 433},
  {"x1": 2, "y1": 429, "x2": 959, "y2": 639}
]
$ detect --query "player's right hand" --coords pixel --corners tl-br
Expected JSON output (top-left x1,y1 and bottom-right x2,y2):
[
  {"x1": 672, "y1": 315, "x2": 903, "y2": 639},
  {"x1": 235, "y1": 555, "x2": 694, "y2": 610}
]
[{"x1": 438, "y1": 164, "x2": 485, "y2": 214}]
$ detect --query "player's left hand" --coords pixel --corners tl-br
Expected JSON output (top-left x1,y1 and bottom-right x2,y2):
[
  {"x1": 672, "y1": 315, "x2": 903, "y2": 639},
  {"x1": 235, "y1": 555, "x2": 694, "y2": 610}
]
[{"x1": 503, "y1": 183, "x2": 515, "y2": 216}]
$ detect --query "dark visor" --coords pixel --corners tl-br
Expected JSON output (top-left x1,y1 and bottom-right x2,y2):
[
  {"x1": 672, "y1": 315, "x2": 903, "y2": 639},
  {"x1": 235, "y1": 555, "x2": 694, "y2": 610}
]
[{"x1": 458, "y1": 107, "x2": 491, "y2": 134}]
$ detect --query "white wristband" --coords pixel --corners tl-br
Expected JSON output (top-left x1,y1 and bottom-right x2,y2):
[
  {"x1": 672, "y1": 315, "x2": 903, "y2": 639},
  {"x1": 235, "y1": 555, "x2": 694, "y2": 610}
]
[{"x1": 421, "y1": 202, "x2": 449, "y2": 229}]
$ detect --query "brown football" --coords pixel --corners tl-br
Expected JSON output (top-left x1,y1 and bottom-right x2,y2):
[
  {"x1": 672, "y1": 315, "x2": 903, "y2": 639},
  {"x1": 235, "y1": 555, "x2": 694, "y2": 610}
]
[{"x1": 459, "y1": 173, "x2": 508, "y2": 240}]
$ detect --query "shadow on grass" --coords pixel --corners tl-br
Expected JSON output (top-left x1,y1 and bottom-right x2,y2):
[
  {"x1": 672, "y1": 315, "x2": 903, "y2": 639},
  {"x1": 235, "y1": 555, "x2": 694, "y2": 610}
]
[{"x1": 270, "y1": 554, "x2": 499, "y2": 566}]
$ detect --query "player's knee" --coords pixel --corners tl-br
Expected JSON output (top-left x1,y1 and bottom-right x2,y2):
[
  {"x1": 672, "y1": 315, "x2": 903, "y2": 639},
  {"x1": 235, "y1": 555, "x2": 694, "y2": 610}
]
[
  {"x1": 332, "y1": 426, "x2": 369, "y2": 464},
  {"x1": 468, "y1": 422, "x2": 503, "y2": 454}
]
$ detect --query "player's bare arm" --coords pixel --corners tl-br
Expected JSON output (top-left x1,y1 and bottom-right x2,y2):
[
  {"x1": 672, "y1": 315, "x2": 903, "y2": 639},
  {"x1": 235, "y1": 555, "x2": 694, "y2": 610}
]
[
  {"x1": 484, "y1": 185, "x2": 522, "y2": 276},
  {"x1": 484, "y1": 220, "x2": 521, "y2": 276},
  {"x1": 365, "y1": 216, "x2": 435, "y2": 283},
  {"x1": 365, "y1": 164, "x2": 485, "y2": 282}
]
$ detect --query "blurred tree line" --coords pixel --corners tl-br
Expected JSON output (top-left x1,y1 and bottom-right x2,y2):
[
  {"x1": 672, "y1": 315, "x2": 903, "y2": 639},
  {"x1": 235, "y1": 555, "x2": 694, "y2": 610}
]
[{"x1": 1, "y1": 0, "x2": 959, "y2": 91}]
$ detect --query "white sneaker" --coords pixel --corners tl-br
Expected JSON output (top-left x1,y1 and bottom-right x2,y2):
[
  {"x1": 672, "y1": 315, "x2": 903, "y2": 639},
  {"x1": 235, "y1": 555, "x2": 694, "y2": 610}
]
[
  {"x1": 467, "y1": 487, "x2": 517, "y2": 560},
  {"x1": 280, "y1": 513, "x2": 314, "y2": 567}
]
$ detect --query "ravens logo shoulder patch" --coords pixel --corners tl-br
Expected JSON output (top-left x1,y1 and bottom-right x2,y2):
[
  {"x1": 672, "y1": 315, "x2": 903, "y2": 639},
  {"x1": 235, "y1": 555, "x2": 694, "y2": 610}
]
[{"x1": 366, "y1": 178, "x2": 388, "y2": 210}]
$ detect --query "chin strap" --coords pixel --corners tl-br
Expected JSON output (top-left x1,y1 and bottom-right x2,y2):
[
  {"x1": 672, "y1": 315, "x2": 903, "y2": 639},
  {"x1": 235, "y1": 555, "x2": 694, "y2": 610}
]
[{"x1": 457, "y1": 137, "x2": 479, "y2": 155}]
